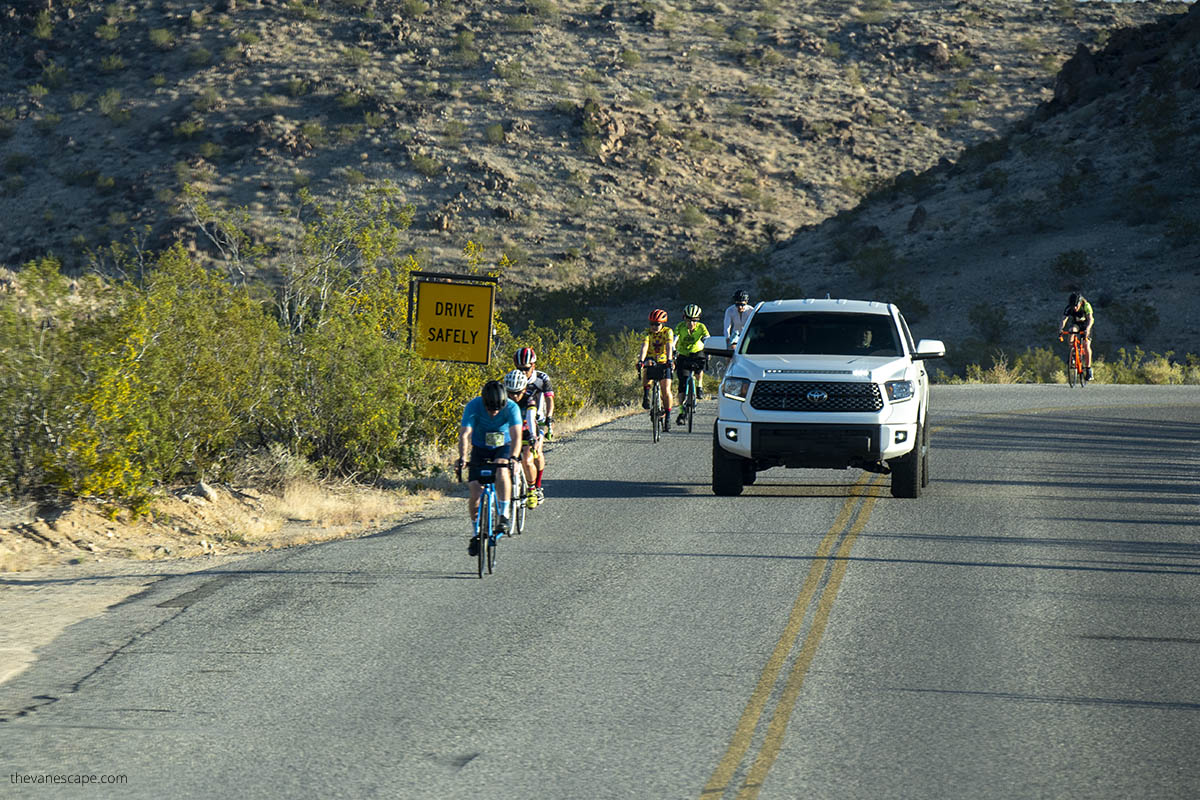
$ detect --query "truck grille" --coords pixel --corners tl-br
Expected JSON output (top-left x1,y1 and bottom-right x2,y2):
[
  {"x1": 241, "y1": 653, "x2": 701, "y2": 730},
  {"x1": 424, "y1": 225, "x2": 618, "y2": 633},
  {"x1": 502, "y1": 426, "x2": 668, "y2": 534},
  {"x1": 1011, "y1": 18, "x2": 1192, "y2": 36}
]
[{"x1": 749, "y1": 381, "x2": 883, "y2": 412}]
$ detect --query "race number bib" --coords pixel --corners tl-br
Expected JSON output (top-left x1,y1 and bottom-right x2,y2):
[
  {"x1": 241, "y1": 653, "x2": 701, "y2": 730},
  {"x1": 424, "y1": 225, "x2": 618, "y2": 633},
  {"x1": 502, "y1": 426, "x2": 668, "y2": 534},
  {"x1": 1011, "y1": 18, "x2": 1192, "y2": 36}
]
[{"x1": 484, "y1": 431, "x2": 505, "y2": 448}]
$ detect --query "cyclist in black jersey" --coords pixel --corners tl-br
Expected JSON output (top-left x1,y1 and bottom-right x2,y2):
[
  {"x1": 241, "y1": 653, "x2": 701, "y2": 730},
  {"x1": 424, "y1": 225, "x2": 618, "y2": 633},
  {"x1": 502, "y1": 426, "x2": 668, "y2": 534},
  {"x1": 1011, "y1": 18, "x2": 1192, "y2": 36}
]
[
  {"x1": 513, "y1": 347, "x2": 553, "y2": 503},
  {"x1": 1059, "y1": 292, "x2": 1095, "y2": 381}
]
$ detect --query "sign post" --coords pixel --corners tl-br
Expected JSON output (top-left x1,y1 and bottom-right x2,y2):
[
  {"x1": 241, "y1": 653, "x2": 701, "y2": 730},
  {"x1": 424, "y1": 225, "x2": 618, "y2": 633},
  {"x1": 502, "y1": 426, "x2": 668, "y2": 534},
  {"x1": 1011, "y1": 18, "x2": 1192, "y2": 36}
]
[{"x1": 408, "y1": 272, "x2": 497, "y2": 365}]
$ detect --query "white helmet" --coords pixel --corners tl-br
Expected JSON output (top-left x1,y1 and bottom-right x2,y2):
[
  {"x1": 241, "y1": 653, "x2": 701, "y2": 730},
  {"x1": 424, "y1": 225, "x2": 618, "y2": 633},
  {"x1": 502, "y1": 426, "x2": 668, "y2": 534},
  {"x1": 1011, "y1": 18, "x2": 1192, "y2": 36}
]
[{"x1": 503, "y1": 369, "x2": 529, "y2": 394}]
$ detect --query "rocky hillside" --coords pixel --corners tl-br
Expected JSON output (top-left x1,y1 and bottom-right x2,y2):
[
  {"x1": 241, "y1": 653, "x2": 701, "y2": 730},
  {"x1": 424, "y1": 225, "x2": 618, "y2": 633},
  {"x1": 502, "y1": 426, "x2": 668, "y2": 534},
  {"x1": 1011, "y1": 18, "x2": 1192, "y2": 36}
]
[
  {"x1": 763, "y1": 0, "x2": 1200, "y2": 365},
  {"x1": 0, "y1": 0, "x2": 1174, "y2": 297}
]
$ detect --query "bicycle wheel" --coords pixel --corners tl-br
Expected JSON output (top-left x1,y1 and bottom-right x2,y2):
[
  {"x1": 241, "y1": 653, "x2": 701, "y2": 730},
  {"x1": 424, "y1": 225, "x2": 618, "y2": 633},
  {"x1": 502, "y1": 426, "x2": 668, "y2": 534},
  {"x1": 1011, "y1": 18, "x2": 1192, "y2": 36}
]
[
  {"x1": 514, "y1": 466, "x2": 527, "y2": 535},
  {"x1": 486, "y1": 487, "x2": 498, "y2": 575},
  {"x1": 651, "y1": 383, "x2": 661, "y2": 443},
  {"x1": 1066, "y1": 346, "x2": 1077, "y2": 388},
  {"x1": 477, "y1": 488, "x2": 490, "y2": 578},
  {"x1": 686, "y1": 377, "x2": 695, "y2": 433}
]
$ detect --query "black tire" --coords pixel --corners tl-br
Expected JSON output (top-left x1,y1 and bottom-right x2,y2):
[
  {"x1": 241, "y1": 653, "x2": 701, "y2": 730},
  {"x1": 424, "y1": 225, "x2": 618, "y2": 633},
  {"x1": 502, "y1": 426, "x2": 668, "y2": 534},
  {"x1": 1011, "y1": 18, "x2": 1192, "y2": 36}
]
[
  {"x1": 651, "y1": 384, "x2": 661, "y2": 443},
  {"x1": 920, "y1": 421, "x2": 930, "y2": 488},
  {"x1": 686, "y1": 377, "x2": 696, "y2": 433},
  {"x1": 742, "y1": 460, "x2": 757, "y2": 486},
  {"x1": 514, "y1": 469, "x2": 527, "y2": 535},
  {"x1": 1067, "y1": 354, "x2": 1077, "y2": 387},
  {"x1": 890, "y1": 423, "x2": 922, "y2": 498},
  {"x1": 712, "y1": 424, "x2": 745, "y2": 496},
  {"x1": 487, "y1": 537, "x2": 495, "y2": 574},
  {"x1": 477, "y1": 494, "x2": 488, "y2": 578}
]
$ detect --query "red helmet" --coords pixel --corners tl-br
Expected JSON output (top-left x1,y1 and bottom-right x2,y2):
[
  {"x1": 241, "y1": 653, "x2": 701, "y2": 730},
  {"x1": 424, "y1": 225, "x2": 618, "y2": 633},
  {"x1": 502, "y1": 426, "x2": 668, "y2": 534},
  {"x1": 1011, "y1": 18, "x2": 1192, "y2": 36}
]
[
  {"x1": 513, "y1": 347, "x2": 536, "y2": 368},
  {"x1": 649, "y1": 309, "x2": 668, "y2": 324}
]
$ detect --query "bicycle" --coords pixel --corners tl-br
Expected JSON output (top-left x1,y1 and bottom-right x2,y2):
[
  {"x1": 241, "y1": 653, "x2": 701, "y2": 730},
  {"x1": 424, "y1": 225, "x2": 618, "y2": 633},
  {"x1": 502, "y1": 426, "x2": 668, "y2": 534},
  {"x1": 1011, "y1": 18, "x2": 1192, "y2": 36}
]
[
  {"x1": 640, "y1": 361, "x2": 665, "y2": 442},
  {"x1": 457, "y1": 461, "x2": 511, "y2": 577},
  {"x1": 1060, "y1": 330, "x2": 1087, "y2": 387},
  {"x1": 680, "y1": 371, "x2": 697, "y2": 433}
]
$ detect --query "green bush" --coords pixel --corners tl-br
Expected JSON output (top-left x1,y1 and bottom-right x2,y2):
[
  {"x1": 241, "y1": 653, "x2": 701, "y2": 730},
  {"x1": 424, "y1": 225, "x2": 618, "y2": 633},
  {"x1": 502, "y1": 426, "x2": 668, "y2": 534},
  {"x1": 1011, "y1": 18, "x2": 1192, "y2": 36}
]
[
  {"x1": 968, "y1": 302, "x2": 1008, "y2": 342},
  {"x1": 0, "y1": 185, "x2": 646, "y2": 507}
]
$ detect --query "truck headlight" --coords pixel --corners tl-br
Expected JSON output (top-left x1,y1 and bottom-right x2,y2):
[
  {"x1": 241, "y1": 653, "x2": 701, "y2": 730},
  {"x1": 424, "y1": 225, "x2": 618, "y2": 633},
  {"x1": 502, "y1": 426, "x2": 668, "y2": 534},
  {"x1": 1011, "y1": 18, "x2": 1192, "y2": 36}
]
[
  {"x1": 885, "y1": 380, "x2": 914, "y2": 402},
  {"x1": 722, "y1": 377, "x2": 751, "y2": 402}
]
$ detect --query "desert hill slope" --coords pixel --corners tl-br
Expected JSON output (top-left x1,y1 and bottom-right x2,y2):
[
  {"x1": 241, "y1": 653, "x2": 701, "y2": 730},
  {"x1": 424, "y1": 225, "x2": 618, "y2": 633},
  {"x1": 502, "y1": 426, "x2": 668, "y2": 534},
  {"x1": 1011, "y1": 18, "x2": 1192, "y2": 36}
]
[
  {"x1": 0, "y1": 0, "x2": 1177, "y2": 297},
  {"x1": 762, "y1": 0, "x2": 1200, "y2": 366}
]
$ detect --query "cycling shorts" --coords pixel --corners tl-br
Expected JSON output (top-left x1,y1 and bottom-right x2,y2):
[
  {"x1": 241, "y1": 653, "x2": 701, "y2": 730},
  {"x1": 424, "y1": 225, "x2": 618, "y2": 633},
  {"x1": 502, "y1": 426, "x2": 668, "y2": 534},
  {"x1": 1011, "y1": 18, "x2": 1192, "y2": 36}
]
[
  {"x1": 468, "y1": 445, "x2": 509, "y2": 484},
  {"x1": 676, "y1": 353, "x2": 708, "y2": 373},
  {"x1": 644, "y1": 362, "x2": 672, "y2": 381},
  {"x1": 1064, "y1": 324, "x2": 1092, "y2": 341}
]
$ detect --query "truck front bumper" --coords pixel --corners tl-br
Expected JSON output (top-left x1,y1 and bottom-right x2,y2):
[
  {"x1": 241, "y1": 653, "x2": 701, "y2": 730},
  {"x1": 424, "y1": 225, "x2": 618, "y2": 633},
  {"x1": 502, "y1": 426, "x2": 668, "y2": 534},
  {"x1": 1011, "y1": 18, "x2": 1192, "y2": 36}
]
[{"x1": 715, "y1": 420, "x2": 917, "y2": 467}]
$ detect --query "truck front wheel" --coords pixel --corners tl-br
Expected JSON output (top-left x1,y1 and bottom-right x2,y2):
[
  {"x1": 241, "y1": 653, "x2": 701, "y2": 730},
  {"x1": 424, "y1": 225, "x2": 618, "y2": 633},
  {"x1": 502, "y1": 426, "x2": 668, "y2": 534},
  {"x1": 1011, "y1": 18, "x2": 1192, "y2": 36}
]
[
  {"x1": 712, "y1": 425, "x2": 745, "y2": 496},
  {"x1": 889, "y1": 422, "x2": 923, "y2": 499}
]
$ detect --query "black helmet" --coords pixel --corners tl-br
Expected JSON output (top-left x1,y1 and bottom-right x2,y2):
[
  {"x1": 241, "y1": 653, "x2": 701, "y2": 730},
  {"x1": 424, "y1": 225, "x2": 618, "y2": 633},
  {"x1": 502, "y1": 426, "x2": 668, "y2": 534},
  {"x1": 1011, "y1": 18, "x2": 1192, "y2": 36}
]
[
  {"x1": 481, "y1": 380, "x2": 506, "y2": 412},
  {"x1": 1068, "y1": 292, "x2": 1081, "y2": 307},
  {"x1": 732, "y1": 289, "x2": 750, "y2": 304}
]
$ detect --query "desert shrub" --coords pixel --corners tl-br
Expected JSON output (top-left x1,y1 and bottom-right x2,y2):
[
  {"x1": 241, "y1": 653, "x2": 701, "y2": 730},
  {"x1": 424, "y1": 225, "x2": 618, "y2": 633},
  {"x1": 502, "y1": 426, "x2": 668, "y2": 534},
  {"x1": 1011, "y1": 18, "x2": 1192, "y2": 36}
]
[
  {"x1": 484, "y1": 122, "x2": 506, "y2": 144},
  {"x1": 1013, "y1": 346, "x2": 1066, "y2": 383},
  {"x1": 411, "y1": 153, "x2": 443, "y2": 177},
  {"x1": 1107, "y1": 299, "x2": 1159, "y2": 345},
  {"x1": 187, "y1": 47, "x2": 212, "y2": 68},
  {"x1": 851, "y1": 243, "x2": 895, "y2": 287},
  {"x1": 968, "y1": 302, "x2": 1008, "y2": 342},
  {"x1": 886, "y1": 287, "x2": 929, "y2": 323},
  {"x1": 1093, "y1": 348, "x2": 1187, "y2": 385},
  {"x1": 1050, "y1": 250, "x2": 1091, "y2": 285},
  {"x1": 680, "y1": 205, "x2": 706, "y2": 228},
  {"x1": 149, "y1": 28, "x2": 175, "y2": 49},
  {"x1": 962, "y1": 352, "x2": 1025, "y2": 384},
  {"x1": 33, "y1": 10, "x2": 54, "y2": 39}
]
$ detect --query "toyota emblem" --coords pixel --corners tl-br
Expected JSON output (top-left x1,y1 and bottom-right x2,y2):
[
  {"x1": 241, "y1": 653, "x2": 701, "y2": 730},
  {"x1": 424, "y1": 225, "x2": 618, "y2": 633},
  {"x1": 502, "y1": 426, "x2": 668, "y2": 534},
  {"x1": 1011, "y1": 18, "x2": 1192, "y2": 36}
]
[{"x1": 806, "y1": 389, "x2": 828, "y2": 404}]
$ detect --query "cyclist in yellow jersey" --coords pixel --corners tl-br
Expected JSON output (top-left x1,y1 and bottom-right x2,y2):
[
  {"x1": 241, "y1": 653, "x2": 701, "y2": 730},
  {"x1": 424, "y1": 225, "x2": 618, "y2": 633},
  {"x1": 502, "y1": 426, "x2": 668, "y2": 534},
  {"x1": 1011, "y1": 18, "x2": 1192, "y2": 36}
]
[
  {"x1": 638, "y1": 309, "x2": 676, "y2": 432},
  {"x1": 674, "y1": 303, "x2": 710, "y2": 424}
]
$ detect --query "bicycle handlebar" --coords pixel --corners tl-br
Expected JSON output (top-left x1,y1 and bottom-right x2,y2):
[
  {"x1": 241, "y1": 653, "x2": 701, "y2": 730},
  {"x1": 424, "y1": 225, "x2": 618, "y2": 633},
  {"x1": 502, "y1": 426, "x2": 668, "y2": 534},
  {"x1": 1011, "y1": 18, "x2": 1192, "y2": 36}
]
[{"x1": 455, "y1": 460, "x2": 516, "y2": 483}]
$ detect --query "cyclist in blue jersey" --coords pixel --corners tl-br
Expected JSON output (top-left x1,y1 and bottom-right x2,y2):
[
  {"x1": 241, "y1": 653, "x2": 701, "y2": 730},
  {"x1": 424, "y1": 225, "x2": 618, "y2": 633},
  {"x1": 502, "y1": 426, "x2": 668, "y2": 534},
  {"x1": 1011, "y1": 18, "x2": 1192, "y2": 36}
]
[{"x1": 456, "y1": 380, "x2": 522, "y2": 556}]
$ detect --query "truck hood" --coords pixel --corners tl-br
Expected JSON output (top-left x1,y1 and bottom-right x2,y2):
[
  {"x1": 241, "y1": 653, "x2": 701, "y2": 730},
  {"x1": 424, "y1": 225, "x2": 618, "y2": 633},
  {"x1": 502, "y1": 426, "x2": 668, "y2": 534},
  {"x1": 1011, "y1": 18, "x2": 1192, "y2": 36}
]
[{"x1": 731, "y1": 354, "x2": 911, "y2": 382}]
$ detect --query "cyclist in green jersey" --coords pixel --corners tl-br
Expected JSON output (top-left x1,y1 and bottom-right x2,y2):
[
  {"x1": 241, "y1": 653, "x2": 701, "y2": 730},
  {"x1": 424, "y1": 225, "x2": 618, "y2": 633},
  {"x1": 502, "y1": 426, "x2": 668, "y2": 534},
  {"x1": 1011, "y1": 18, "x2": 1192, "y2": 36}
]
[
  {"x1": 1060, "y1": 292, "x2": 1095, "y2": 381},
  {"x1": 674, "y1": 304, "x2": 710, "y2": 424}
]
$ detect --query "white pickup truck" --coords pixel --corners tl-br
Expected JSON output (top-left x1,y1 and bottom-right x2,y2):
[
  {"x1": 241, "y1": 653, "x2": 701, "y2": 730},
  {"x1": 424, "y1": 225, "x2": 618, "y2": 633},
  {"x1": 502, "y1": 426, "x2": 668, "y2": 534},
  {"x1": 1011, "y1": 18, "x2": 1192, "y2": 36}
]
[{"x1": 707, "y1": 298, "x2": 945, "y2": 498}]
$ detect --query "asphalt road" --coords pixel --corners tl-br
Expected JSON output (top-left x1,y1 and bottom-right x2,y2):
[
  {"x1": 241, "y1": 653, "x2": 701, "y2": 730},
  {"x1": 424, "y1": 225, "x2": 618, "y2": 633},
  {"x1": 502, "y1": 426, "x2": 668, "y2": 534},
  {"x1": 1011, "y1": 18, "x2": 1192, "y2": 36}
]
[{"x1": 2, "y1": 385, "x2": 1199, "y2": 799}]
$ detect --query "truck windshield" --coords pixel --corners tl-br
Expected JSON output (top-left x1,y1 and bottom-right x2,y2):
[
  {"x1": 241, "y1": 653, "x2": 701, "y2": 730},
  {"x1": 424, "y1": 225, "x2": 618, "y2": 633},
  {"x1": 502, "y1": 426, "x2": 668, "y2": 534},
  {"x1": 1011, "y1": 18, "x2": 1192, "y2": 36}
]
[{"x1": 740, "y1": 312, "x2": 902, "y2": 356}]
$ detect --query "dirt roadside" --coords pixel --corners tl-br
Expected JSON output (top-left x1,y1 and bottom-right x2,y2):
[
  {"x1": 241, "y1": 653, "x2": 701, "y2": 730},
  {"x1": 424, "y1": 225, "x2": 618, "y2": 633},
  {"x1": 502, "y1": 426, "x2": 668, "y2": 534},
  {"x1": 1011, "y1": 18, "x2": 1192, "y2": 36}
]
[{"x1": 0, "y1": 480, "x2": 454, "y2": 686}]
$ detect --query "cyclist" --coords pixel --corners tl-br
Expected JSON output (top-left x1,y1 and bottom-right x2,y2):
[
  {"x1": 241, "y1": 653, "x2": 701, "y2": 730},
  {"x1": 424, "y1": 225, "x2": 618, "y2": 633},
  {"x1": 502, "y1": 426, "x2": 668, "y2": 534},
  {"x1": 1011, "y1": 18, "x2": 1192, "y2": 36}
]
[
  {"x1": 674, "y1": 303, "x2": 710, "y2": 425},
  {"x1": 723, "y1": 289, "x2": 753, "y2": 343},
  {"x1": 514, "y1": 347, "x2": 553, "y2": 503},
  {"x1": 1059, "y1": 292, "x2": 1095, "y2": 381},
  {"x1": 638, "y1": 308, "x2": 675, "y2": 432},
  {"x1": 504, "y1": 368, "x2": 542, "y2": 509},
  {"x1": 456, "y1": 380, "x2": 522, "y2": 556}
]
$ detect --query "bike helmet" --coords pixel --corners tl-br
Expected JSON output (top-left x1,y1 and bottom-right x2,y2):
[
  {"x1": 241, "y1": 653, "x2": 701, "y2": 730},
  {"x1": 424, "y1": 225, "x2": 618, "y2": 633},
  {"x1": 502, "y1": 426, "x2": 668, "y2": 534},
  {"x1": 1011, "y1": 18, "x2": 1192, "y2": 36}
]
[
  {"x1": 513, "y1": 347, "x2": 536, "y2": 368},
  {"x1": 504, "y1": 369, "x2": 529, "y2": 394},
  {"x1": 683, "y1": 303, "x2": 702, "y2": 320},
  {"x1": 732, "y1": 289, "x2": 750, "y2": 305},
  {"x1": 481, "y1": 380, "x2": 506, "y2": 412},
  {"x1": 649, "y1": 309, "x2": 668, "y2": 324},
  {"x1": 1067, "y1": 292, "x2": 1081, "y2": 307}
]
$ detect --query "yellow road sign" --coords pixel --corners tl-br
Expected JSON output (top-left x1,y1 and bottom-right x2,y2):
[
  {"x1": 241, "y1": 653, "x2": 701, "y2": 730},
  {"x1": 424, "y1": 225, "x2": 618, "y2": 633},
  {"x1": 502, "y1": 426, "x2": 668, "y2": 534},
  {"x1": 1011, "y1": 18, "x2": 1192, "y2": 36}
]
[{"x1": 413, "y1": 279, "x2": 495, "y2": 364}]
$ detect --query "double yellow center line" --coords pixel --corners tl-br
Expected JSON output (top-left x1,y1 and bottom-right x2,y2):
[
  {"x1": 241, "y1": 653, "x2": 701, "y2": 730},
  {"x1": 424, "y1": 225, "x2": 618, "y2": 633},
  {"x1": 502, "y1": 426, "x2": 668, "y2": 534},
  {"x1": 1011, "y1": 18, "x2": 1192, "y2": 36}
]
[{"x1": 701, "y1": 474, "x2": 885, "y2": 800}]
